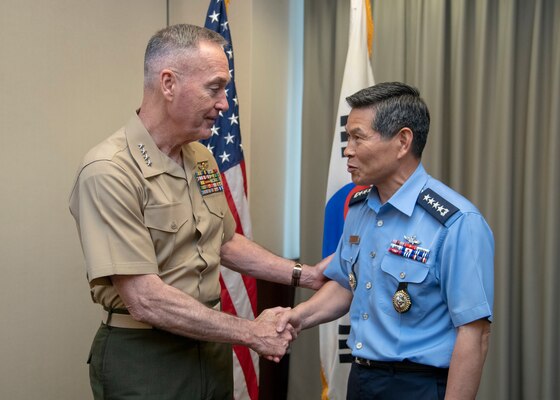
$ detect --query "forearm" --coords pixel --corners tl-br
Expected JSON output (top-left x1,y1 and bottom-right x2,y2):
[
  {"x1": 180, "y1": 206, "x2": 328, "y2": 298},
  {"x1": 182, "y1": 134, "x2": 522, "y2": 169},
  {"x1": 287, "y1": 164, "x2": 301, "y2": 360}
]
[
  {"x1": 112, "y1": 274, "x2": 254, "y2": 345},
  {"x1": 293, "y1": 280, "x2": 353, "y2": 330},
  {"x1": 445, "y1": 319, "x2": 491, "y2": 399},
  {"x1": 220, "y1": 233, "x2": 323, "y2": 289}
]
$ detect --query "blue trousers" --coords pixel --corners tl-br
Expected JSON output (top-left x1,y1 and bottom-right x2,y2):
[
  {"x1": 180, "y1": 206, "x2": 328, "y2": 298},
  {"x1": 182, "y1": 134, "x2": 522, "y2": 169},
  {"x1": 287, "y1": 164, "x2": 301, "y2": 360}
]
[{"x1": 347, "y1": 361, "x2": 448, "y2": 399}]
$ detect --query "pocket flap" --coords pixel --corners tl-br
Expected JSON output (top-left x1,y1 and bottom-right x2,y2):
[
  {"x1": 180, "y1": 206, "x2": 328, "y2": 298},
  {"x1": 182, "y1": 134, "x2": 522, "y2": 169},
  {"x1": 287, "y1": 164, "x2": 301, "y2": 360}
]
[
  {"x1": 144, "y1": 203, "x2": 189, "y2": 233},
  {"x1": 203, "y1": 194, "x2": 227, "y2": 219},
  {"x1": 380, "y1": 255, "x2": 429, "y2": 283},
  {"x1": 341, "y1": 244, "x2": 360, "y2": 265}
]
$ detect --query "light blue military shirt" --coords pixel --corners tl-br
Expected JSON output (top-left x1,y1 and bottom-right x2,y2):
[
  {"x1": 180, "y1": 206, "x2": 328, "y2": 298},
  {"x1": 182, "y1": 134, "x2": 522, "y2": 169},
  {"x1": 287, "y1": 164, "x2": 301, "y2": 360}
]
[{"x1": 324, "y1": 163, "x2": 494, "y2": 368}]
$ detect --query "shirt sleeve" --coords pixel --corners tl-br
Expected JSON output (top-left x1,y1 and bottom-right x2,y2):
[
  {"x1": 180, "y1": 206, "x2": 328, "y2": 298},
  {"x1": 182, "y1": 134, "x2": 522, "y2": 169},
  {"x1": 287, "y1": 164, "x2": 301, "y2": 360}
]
[
  {"x1": 70, "y1": 160, "x2": 159, "y2": 283},
  {"x1": 440, "y1": 212, "x2": 494, "y2": 326}
]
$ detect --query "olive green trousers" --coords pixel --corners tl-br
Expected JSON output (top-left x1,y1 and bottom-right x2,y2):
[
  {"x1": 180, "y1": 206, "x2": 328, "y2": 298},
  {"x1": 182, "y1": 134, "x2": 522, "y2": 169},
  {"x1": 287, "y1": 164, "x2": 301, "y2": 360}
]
[{"x1": 88, "y1": 324, "x2": 233, "y2": 400}]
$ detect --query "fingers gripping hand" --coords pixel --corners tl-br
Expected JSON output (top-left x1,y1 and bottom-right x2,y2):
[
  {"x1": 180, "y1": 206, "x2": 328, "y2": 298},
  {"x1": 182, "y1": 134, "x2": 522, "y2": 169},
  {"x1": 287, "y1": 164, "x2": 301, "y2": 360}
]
[
  {"x1": 252, "y1": 307, "x2": 296, "y2": 363},
  {"x1": 275, "y1": 308, "x2": 302, "y2": 338},
  {"x1": 310, "y1": 254, "x2": 334, "y2": 290}
]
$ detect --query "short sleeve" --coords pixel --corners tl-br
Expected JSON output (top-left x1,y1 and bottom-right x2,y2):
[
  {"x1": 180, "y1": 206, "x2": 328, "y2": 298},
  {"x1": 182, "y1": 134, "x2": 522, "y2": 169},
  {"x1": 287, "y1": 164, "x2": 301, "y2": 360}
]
[
  {"x1": 440, "y1": 212, "x2": 494, "y2": 326},
  {"x1": 69, "y1": 161, "x2": 159, "y2": 283}
]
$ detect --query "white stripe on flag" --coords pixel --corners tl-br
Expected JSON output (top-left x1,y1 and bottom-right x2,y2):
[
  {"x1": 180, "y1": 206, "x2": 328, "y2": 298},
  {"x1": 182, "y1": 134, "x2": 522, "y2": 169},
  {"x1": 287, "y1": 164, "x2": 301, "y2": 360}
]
[
  {"x1": 220, "y1": 266, "x2": 255, "y2": 320},
  {"x1": 320, "y1": 0, "x2": 375, "y2": 399},
  {"x1": 232, "y1": 352, "x2": 250, "y2": 400}
]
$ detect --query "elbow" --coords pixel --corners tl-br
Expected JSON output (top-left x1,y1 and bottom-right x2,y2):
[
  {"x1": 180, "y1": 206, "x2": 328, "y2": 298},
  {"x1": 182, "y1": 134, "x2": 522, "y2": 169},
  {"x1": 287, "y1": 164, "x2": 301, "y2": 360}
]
[
  {"x1": 110, "y1": 274, "x2": 166, "y2": 325},
  {"x1": 481, "y1": 320, "x2": 492, "y2": 356},
  {"x1": 124, "y1": 294, "x2": 153, "y2": 323}
]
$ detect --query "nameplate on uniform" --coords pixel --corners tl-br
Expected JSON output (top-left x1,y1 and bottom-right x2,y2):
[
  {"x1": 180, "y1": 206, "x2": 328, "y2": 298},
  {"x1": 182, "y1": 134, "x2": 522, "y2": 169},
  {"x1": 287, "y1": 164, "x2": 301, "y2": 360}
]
[
  {"x1": 417, "y1": 188, "x2": 459, "y2": 225},
  {"x1": 195, "y1": 163, "x2": 224, "y2": 196},
  {"x1": 348, "y1": 187, "x2": 372, "y2": 206}
]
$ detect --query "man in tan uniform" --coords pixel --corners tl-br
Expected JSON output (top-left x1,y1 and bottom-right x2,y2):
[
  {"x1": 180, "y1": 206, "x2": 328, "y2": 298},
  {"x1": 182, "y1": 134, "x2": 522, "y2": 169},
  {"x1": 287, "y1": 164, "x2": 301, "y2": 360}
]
[{"x1": 69, "y1": 24, "x2": 328, "y2": 399}]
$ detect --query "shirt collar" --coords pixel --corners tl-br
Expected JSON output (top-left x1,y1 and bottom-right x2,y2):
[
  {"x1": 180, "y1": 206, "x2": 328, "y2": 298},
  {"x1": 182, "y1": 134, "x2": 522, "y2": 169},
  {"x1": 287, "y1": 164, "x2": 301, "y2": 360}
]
[
  {"x1": 125, "y1": 112, "x2": 185, "y2": 179},
  {"x1": 368, "y1": 163, "x2": 429, "y2": 217}
]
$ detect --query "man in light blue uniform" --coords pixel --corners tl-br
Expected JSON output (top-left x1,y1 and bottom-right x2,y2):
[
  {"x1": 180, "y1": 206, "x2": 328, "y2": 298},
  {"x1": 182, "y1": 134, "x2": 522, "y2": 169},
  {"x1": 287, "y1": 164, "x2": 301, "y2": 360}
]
[{"x1": 278, "y1": 82, "x2": 493, "y2": 399}]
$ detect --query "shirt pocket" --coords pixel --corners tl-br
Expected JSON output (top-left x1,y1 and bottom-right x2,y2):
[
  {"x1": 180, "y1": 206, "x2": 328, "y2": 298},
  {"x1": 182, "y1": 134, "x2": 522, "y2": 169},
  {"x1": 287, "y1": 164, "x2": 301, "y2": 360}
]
[
  {"x1": 202, "y1": 193, "x2": 227, "y2": 220},
  {"x1": 377, "y1": 255, "x2": 430, "y2": 319},
  {"x1": 144, "y1": 202, "x2": 190, "y2": 267}
]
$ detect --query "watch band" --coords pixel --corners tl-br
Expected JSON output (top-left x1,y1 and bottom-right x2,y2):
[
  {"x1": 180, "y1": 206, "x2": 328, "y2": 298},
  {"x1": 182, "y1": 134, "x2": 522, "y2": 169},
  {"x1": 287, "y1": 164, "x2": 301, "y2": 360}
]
[{"x1": 291, "y1": 262, "x2": 303, "y2": 287}]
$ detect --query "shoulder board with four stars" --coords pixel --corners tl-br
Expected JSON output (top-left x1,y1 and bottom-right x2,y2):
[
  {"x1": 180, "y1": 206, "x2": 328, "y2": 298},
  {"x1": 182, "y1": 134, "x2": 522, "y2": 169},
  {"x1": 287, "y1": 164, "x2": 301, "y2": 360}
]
[
  {"x1": 417, "y1": 188, "x2": 460, "y2": 225},
  {"x1": 349, "y1": 187, "x2": 372, "y2": 206}
]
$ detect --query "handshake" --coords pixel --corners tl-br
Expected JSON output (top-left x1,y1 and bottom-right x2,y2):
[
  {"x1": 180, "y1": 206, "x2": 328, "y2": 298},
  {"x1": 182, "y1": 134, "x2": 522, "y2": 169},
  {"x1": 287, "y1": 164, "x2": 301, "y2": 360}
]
[{"x1": 246, "y1": 306, "x2": 301, "y2": 363}]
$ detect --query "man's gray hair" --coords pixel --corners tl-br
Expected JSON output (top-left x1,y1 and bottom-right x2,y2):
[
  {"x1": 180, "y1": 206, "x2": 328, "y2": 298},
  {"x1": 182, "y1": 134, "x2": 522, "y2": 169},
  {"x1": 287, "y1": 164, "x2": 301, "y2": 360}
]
[{"x1": 143, "y1": 24, "x2": 227, "y2": 88}]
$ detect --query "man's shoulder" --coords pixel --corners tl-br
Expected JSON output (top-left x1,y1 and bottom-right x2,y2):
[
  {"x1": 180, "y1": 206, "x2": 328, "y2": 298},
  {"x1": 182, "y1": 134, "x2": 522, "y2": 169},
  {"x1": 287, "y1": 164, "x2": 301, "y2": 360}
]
[
  {"x1": 70, "y1": 127, "x2": 133, "y2": 193},
  {"x1": 418, "y1": 178, "x2": 482, "y2": 226},
  {"x1": 81, "y1": 127, "x2": 128, "y2": 167}
]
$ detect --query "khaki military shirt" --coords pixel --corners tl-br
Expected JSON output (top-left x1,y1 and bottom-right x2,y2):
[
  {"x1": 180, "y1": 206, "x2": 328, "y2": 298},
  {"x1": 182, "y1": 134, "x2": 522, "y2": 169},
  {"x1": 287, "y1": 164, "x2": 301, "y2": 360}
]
[{"x1": 69, "y1": 113, "x2": 236, "y2": 309}]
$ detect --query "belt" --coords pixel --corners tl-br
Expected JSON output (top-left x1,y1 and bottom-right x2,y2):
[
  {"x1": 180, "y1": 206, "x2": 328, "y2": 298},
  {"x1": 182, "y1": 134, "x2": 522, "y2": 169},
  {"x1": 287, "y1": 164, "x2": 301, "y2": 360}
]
[
  {"x1": 102, "y1": 308, "x2": 152, "y2": 329},
  {"x1": 101, "y1": 300, "x2": 221, "y2": 330},
  {"x1": 354, "y1": 357, "x2": 448, "y2": 375}
]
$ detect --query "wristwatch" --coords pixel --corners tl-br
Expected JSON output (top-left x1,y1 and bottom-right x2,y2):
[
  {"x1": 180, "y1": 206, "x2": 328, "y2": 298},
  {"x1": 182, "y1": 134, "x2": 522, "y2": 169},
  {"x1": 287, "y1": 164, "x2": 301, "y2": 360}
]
[{"x1": 291, "y1": 262, "x2": 303, "y2": 287}]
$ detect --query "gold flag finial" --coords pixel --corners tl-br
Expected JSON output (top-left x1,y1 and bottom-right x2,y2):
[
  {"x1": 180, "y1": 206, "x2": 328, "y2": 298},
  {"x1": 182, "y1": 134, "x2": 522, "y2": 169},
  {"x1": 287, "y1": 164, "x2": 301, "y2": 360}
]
[{"x1": 365, "y1": 0, "x2": 374, "y2": 57}]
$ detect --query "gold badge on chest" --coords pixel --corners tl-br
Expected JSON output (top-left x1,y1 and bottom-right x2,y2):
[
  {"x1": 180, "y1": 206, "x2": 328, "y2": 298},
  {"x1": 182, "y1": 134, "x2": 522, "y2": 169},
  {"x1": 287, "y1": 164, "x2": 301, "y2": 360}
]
[{"x1": 392, "y1": 282, "x2": 412, "y2": 313}]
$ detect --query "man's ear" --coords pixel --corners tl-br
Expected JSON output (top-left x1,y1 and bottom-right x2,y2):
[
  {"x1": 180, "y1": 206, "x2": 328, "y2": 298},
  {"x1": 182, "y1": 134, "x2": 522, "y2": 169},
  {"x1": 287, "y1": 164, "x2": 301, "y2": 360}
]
[
  {"x1": 396, "y1": 127, "x2": 414, "y2": 158},
  {"x1": 160, "y1": 69, "x2": 175, "y2": 101}
]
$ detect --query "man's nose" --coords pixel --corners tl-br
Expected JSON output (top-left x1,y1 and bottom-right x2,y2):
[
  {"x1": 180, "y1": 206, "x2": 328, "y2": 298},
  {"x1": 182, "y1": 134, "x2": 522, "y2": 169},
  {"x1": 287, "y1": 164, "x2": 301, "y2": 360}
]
[
  {"x1": 343, "y1": 144, "x2": 354, "y2": 157},
  {"x1": 217, "y1": 90, "x2": 229, "y2": 112}
]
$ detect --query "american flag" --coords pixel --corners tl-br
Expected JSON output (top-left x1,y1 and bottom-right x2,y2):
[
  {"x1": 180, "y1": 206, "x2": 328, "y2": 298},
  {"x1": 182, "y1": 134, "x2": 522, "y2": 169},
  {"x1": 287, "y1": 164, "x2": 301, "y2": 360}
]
[{"x1": 202, "y1": 1, "x2": 259, "y2": 399}]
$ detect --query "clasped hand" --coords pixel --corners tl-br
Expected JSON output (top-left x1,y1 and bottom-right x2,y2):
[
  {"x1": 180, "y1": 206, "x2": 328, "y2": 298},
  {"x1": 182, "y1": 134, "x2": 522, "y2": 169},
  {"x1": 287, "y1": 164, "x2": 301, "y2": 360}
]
[{"x1": 251, "y1": 307, "x2": 300, "y2": 363}]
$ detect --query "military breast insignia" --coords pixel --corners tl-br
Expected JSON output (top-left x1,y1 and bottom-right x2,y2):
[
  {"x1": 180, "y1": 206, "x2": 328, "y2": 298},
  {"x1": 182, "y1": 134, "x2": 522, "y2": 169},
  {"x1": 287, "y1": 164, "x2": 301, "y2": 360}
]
[
  {"x1": 195, "y1": 161, "x2": 224, "y2": 196},
  {"x1": 393, "y1": 282, "x2": 412, "y2": 313},
  {"x1": 388, "y1": 239, "x2": 430, "y2": 264}
]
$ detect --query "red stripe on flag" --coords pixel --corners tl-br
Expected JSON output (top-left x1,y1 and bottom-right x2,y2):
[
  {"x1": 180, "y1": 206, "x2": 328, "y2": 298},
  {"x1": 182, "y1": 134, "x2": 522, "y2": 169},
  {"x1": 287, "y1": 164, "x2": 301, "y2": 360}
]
[
  {"x1": 240, "y1": 160, "x2": 248, "y2": 194},
  {"x1": 242, "y1": 274, "x2": 258, "y2": 316},
  {"x1": 221, "y1": 173, "x2": 244, "y2": 235},
  {"x1": 219, "y1": 274, "x2": 237, "y2": 316},
  {"x1": 221, "y1": 172, "x2": 258, "y2": 321},
  {"x1": 233, "y1": 344, "x2": 259, "y2": 400},
  {"x1": 219, "y1": 275, "x2": 259, "y2": 399}
]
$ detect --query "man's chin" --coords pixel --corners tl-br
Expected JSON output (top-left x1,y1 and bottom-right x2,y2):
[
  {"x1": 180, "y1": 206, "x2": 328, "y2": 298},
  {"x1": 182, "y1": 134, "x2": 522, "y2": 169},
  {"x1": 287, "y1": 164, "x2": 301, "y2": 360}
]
[
  {"x1": 198, "y1": 128, "x2": 213, "y2": 140},
  {"x1": 350, "y1": 174, "x2": 363, "y2": 186},
  {"x1": 351, "y1": 175, "x2": 372, "y2": 187}
]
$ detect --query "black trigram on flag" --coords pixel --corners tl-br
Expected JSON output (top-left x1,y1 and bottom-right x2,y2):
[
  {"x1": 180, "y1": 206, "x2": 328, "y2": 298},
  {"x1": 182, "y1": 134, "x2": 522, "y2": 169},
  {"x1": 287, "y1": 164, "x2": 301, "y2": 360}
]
[
  {"x1": 338, "y1": 323, "x2": 352, "y2": 363},
  {"x1": 339, "y1": 115, "x2": 349, "y2": 158}
]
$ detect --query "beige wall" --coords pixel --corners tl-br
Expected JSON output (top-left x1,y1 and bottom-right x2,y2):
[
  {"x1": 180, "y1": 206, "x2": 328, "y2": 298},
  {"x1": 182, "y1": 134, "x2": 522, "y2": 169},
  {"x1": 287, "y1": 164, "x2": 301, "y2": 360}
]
[
  {"x1": 0, "y1": 0, "x2": 297, "y2": 399},
  {"x1": 0, "y1": 1, "x2": 164, "y2": 398}
]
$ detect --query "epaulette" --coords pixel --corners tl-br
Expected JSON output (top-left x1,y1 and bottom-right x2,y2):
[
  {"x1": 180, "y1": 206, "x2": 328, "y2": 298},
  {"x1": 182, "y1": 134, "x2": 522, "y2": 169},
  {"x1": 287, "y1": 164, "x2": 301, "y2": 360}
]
[
  {"x1": 417, "y1": 188, "x2": 459, "y2": 225},
  {"x1": 348, "y1": 187, "x2": 372, "y2": 206}
]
